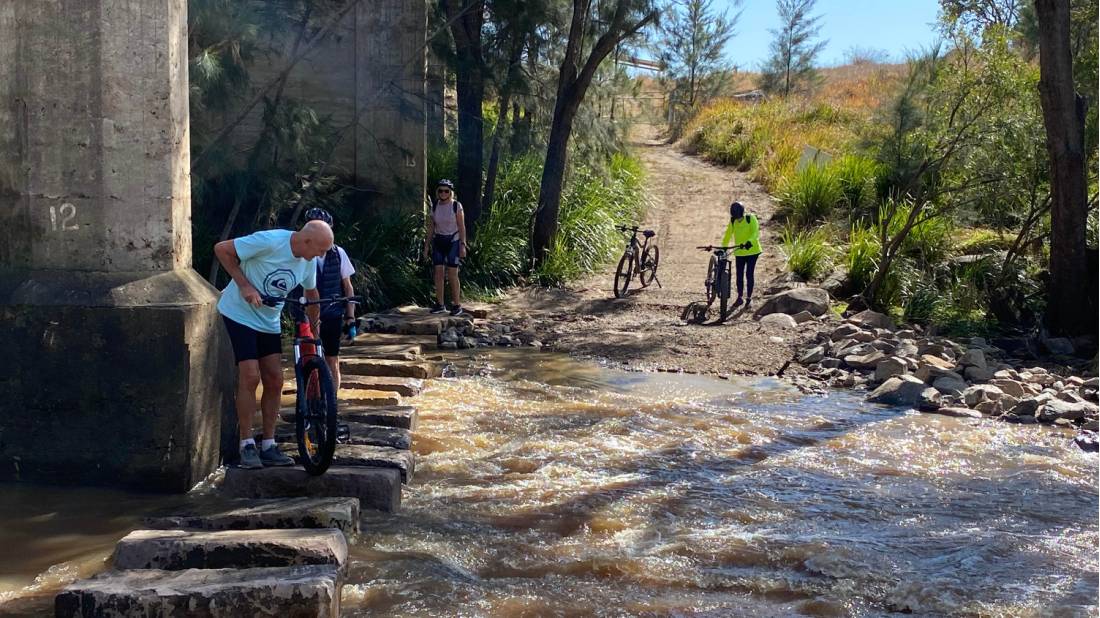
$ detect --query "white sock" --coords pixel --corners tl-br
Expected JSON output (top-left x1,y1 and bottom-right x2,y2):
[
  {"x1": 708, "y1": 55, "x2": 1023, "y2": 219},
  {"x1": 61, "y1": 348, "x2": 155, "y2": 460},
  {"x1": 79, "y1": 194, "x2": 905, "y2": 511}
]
[
  {"x1": 240, "y1": 438, "x2": 256, "y2": 450},
  {"x1": 261, "y1": 438, "x2": 276, "y2": 450}
]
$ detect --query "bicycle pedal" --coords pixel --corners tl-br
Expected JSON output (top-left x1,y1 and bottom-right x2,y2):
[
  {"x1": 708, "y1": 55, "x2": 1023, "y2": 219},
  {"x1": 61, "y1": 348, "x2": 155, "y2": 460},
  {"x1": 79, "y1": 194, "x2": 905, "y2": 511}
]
[{"x1": 336, "y1": 423, "x2": 351, "y2": 444}]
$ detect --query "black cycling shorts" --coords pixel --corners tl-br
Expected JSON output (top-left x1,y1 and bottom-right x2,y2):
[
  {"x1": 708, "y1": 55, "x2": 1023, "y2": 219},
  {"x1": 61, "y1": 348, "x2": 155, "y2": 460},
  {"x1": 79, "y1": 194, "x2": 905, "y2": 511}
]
[
  {"x1": 319, "y1": 317, "x2": 344, "y2": 357},
  {"x1": 222, "y1": 316, "x2": 282, "y2": 364},
  {"x1": 431, "y1": 233, "x2": 461, "y2": 268}
]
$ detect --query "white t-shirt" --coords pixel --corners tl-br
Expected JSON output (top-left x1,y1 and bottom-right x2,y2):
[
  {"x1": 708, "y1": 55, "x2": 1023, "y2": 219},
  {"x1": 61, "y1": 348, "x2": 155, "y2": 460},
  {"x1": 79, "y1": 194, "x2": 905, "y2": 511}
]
[
  {"x1": 327, "y1": 246, "x2": 355, "y2": 279},
  {"x1": 432, "y1": 200, "x2": 462, "y2": 237}
]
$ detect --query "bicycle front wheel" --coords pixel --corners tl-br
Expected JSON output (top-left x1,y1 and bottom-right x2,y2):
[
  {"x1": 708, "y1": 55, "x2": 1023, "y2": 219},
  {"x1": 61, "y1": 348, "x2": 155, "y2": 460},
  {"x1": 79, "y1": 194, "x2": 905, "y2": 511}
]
[
  {"x1": 639, "y1": 245, "x2": 660, "y2": 288},
  {"x1": 296, "y1": 356, "x2": 338, "y2": 475},
  {"x1": 614, "y1": 252, "x2": 634, "y2": 298},
  {"x1": 705, "y1": 256, "x2": 718, "y2": 304},
  {"x1": 718, "y1": 260, "x2": 730, "y2": 321}
]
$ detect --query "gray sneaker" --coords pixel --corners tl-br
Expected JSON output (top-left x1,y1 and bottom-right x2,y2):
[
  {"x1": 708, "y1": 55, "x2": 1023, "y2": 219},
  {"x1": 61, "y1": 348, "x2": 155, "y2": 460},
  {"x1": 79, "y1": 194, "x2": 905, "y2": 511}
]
[
  {"x1": 260, "y1": 444, "x2": 295, "y2": 467},
  {"x1": 238, "y1": 444, "x2": 263, "y2": 469}
]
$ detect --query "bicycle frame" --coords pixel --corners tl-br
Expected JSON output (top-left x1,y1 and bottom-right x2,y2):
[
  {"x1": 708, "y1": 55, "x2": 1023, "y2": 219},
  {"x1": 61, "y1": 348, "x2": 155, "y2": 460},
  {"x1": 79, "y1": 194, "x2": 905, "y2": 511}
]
[{"x1": 618, "y1": 226, "x2": 653, "y2": 269}]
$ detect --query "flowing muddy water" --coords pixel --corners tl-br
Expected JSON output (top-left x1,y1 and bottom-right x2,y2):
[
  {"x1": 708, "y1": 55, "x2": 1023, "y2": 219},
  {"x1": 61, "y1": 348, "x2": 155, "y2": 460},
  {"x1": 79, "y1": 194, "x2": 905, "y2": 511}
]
[
  {"x1": 0, "y1": 350, "x2": 1095, "y2": 617},
  {"x1": 345, "y1": 351, "x2": 1097, "y2": 617}
]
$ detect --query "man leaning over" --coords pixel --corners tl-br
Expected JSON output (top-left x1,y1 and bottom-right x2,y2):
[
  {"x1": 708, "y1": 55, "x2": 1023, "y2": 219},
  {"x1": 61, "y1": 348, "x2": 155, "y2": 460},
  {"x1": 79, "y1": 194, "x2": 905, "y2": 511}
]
[{"x1": 214, "y1": 220, "x2": 334, "y2": 469}]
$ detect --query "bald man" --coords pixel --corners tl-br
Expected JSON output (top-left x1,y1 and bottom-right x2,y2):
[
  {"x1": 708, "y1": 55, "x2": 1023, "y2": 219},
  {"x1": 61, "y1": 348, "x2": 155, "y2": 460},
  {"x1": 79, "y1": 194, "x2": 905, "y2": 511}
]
[{"x1": 214, "y1": 221, "x2": 334, "y2": 469}]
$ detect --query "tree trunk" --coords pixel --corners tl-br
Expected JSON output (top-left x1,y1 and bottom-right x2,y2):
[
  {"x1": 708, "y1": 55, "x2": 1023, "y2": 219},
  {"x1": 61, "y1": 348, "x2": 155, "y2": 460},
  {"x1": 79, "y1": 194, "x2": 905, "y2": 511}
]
[
  {"x1": 1035, "y1": 0, "x2": 1092, "y2": 335},
  {"x1": 482, "y1": 31, "x2": 524, "y2": 213},
  {"x1": 442, "y1": 0, "x2": 486, "y2": 233},
  {"x1": 531, "y1": 97, "x2": 581, "y2": 264}
]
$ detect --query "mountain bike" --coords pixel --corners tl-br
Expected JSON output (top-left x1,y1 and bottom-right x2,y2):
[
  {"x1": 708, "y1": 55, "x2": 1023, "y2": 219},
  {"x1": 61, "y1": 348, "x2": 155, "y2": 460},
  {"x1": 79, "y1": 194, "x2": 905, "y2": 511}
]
[
  {"x1": 682, "y1": 245, "x2": 740, "y2": 324},
  {"x1": 613, "y1": 225, "x2": 660, "y2": 298},
  {"x1": 261, "y1": 293, "x2": 362, "y2": 475}
]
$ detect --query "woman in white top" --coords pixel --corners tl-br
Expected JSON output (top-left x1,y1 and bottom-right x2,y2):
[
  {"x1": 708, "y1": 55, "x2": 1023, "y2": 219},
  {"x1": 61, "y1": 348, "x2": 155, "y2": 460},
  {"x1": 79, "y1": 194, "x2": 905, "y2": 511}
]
[{"x1": 423, "y1": 179, "x2": 468, "y2": 315}]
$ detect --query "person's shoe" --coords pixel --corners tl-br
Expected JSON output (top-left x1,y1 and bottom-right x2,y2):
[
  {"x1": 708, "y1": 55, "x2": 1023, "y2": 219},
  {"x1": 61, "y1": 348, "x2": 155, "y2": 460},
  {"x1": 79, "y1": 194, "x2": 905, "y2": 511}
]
[
  {"x1": 732, "y1": 297, "x2": 744, "y2": 307},
  {"x1": 430, "y1": 303, "x2": 447, "y2": 314},
  {"x1": 238, "y1": 444, "x2": 263, "y2": 470},
  {"x1": 449, "y1": 304, "x2": 464, "y2": 316},
  {"x1": 260, "y1": 444, "x2": 295, "y2": 467},
  {"x1": 744, "y1": 297, "x2": 752, "y2": 309}
]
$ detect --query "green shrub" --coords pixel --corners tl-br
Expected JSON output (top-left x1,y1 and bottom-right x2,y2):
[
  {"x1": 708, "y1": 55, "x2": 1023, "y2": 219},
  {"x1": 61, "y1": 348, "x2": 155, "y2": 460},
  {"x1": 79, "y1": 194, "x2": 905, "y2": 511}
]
[
  {"x1": 876, "y1": 199, "x2": 954, "y2": 266},
  {"x1": 846, "y1": 223, "x2": 880, "y2": 294},
  {"x1": 956, "y1": 228, "x2": 1014, "y2": 255},
  {"x1": 780, "y1": 164, "x2": 844, "y2": 224},
  {"x1": 782, "y1": 226, "x2": 834, "y2": 280},
  {"x1": 830, "y1": 155, "x2": 882, "y2": 218}
]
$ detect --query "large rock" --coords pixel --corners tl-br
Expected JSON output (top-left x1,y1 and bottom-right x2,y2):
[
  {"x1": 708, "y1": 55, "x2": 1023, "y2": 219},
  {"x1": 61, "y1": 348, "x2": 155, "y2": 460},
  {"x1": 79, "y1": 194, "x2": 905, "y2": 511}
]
[
  {"x1": 142, "y1": 498, "x2": 359, "y2": 534},
  {"x1": 754, "y1": 287, "x2": 830, "y2": 317},
  {"x1": 848, "y1": 310, "x2": 896, "y2": 331},
  {"x1": 791, "y1": 311, "x2": 817, "y2": 324},
  {"x1": 959, "y1": 348, "x2": 987, "y2": 369},
  {"x1": 963, "y1": 384, "x2": 1004, "y2": 408},
  {"x1": 844, "y1": 350, "x2": 886, "y2": 370},
  {"x1": 798, "y1": 346, "x2": 825, "y2": 364},
  {"x1": 113, "y1": 529, "x2": 348, "y2": 572},
  {"x1": 931, "y1": 407, "x2": 983, "y2": 419},
  {"x1": 830, "y1": 324, "x2": 862, "y2": 341},
  {"x1": 759, "y1": 313, "x2": 798, "y2": 329},
  {"x1": 933, "y1": 375, "x2": 968, "y2": 396},
  {"x1": 222, "y1": 466, "x2": 401, "y2": 512},
  {"x1": 342, "y1": 358, "x2": 435, "y2": 379},
  {"x1": 1042, "y1": 337, "x2": 1075, "y2": 356},
  {"x1": 874, "y1": 357, "x2": 908, "y2": 382},
  {"x1": 56, "y1": 566, "x2": 341, "y2": 617},
  {"x1": 1037, "y1": 399, "x2": 1099, "y2": 423},
  {"x1": 282, "y1": 444, "x2": 414, "y2": 483},
  {"x1": 867, "y1": 375, "x2": 941, "y2": 410},
  {"x1": 990, "y1": 379, "x2": 1027, "y2": 398},
  {"x1": 964, "y1": 365, "x2": 995, "y2": 382}
]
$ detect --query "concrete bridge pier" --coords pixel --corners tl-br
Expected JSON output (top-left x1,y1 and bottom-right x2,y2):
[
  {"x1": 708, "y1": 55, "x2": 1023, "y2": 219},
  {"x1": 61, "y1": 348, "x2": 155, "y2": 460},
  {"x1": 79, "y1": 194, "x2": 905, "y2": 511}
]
[{"x1": 0, "y1": 1, "x2": 233, "y2": 491}]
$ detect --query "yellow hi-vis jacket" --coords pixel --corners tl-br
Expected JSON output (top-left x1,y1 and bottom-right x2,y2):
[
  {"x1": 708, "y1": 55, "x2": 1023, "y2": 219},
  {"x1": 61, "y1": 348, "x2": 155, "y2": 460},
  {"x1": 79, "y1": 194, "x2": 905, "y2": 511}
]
[{"x1": 720, "y1": 214, "x2": 762, "y2": 257}]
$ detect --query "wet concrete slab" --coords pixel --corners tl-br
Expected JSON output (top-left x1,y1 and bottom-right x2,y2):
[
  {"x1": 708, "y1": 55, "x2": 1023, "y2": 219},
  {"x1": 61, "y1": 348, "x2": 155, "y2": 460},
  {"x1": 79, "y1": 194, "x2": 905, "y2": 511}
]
[
  {"x1": 113, "y1": 528, "x2": 348, "y2": 572},
  {"x1": 141, "y1": 497, "x2": 360, "y2": 534},
  {"x1": 221, "y1": 466, "x2": 401, "y2": 513}
]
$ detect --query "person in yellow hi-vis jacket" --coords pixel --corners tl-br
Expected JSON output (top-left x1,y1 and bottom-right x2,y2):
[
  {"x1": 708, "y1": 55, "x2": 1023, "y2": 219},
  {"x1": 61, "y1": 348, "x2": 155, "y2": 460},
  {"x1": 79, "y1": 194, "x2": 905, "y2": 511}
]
[{"x1": 719, "y1": 201, "x2": 763, "y2": 309}]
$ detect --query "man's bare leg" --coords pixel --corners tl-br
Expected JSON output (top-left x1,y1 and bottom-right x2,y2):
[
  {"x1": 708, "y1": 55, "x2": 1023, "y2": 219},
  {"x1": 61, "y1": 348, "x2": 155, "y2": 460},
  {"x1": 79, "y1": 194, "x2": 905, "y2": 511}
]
[
  {"x1": 258, "y1": 353, "x2": 283, "y2": 440},
  {"x1": 236, "y1": 360, "x2": 261, "y2": 440}
]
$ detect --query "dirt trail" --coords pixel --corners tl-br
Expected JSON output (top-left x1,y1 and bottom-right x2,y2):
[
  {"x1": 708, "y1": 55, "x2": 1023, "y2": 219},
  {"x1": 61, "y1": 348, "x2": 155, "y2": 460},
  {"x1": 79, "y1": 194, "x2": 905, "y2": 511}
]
[{"x1": 501, "y1": 125, "x2": 815, "y2": 376}]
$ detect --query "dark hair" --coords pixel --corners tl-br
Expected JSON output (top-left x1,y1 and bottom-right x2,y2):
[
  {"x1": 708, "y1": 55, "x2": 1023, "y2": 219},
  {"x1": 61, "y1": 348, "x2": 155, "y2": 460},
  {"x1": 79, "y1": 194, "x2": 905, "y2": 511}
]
[{"x1": 729, "y1": 201, "x2": 745, "y2": 220}]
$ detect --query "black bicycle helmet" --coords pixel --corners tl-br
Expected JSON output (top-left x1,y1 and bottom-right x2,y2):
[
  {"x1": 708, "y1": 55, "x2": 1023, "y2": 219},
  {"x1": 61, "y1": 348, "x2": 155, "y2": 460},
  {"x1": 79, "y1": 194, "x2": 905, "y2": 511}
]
[
  {"x1": 437, "y1": 178, "x2": 455, "y2": 190},
  {"x1": 304, "y1": 207, "x2": 333, "y2": 226},
  {"x1": 729, "y1": 201, "x2": 745, "y2": 220}
]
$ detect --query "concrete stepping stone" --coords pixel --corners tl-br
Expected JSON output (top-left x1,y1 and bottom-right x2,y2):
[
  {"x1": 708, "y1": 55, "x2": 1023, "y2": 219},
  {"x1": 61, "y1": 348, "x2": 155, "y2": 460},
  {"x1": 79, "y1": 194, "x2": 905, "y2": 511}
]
[
  {"x1": 278, "y1": 405, "x2": 418, "y2": 430},
  {"x1": 113, "y1": 528, "x2": 348, "y2": 572},
  {"x1": 351, "y1": 332, "x2": 438, "y2": 347},
  {"x1": 273, "y1": 422, "x2": 412, "y2": 450},
  {"x1": 280, "y1": 444, "x2": 414, "y2": 482},
  {"x1": 342, "y1": 358, "x2": 435, "y2": 379},
  {"x1": 284, "y1": 376, "x2": 423, "y2": 398},
  {"x1": 56, "y1": 565, "x2": 340, "y2": 617},
  {"x1": 367, "y1": 312, "x2": 468, "y2": 336},
  {"x1": 340, "y1": 344, "x2": 423, "y2": 361},
  {"x1": 221, "y1": 466, "x2": 401, "y2": 513},
  {"x1": 141, "y1": 497, "x2": 359, "y2": 534}
]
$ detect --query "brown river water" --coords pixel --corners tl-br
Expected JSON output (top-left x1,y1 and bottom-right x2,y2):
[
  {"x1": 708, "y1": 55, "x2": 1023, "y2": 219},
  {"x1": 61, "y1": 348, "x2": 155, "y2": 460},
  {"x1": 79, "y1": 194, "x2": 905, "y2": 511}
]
[{"x1": 1, "y1": 350, "x2": 1097, "y2": 617}]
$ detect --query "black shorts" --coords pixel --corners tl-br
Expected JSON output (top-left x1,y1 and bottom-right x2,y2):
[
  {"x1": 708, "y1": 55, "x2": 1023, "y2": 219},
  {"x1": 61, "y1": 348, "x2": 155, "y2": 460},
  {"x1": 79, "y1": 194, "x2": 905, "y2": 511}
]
[
  {"x1": 319, "y1": 317, "x2": 344, "y2": 357},
  {"x1": 431, "y1": 233, "x2": 461, "y2": 268},
  {"x1": 222, "y1": 316, "x2": 282, "y2": 364}
]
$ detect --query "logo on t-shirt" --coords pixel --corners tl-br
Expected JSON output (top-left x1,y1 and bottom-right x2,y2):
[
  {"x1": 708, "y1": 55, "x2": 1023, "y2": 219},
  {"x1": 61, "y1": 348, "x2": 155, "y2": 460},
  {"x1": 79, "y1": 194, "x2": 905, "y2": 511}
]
[{"x1": 263, "y1": 269, "x2": 297, "y2": 298}]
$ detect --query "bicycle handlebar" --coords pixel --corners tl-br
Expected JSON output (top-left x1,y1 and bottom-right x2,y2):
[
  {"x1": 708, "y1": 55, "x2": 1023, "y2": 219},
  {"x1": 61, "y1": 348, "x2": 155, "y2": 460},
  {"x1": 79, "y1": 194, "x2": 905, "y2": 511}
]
[
  {"x1": 696, "y1": 245, "x2": 738, "y2": 250},
  {"x1": 616, "y1": 225, "x2": 639, "y2": 232},
  {"x1": 260, "y1": 294, "x2": 363, "y2": 308}
]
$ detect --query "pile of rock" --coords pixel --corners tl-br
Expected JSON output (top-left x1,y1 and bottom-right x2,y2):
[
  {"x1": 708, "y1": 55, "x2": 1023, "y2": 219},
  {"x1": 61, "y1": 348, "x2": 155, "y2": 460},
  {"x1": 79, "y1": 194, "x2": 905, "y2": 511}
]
[
  {"x1": 438, "y1": 319, "x2": 542, "y2": 350},
  {"x1": 795, "y1": 309, "x2": 1098, "y2": 450}
]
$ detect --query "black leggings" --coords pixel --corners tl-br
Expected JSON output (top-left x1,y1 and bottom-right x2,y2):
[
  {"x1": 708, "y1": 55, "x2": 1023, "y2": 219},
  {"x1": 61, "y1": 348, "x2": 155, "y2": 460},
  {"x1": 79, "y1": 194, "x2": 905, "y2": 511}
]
[{"x1": 735, "y1": 254, "x2": 759, "y2": 299}]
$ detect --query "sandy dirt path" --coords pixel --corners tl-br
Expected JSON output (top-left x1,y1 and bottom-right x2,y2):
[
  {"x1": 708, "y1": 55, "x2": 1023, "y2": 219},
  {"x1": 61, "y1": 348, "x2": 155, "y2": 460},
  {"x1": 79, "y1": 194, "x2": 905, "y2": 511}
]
[{"x1": 501, "y1": 125, "x2": 816, "y2": 376}]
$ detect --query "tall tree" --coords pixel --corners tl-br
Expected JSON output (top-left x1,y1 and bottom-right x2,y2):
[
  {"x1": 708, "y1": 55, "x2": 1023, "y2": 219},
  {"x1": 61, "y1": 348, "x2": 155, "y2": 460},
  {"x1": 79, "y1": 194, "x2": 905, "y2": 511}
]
[
  {"x1": 1034, "y1": 0, "x2": 1092, "y2": 335},
  {"x1": 658, "y1": 0, "x2": 740, "y2": 130},
  {"x1": 441, "y1": 0, "x2": 487, "y2": 232},
  {"x1": 530, "y1": 0, "x2": 658, "y2": 265},
  {"x1": 758, "y1": 0, "x2": 826, "y2": 97}
]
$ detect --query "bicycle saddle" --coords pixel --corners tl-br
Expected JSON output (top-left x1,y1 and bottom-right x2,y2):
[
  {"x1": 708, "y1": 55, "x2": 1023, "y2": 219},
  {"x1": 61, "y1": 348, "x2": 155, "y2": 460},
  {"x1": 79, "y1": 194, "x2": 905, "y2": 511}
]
[{"x1": 643, "y1": 230, "x2": 656, "y2": 238}]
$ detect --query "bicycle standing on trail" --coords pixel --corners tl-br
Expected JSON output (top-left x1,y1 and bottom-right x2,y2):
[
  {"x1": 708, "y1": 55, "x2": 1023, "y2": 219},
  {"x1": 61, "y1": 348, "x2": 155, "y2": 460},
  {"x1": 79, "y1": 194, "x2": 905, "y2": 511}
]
[
  {"x1": 424, "y1": 179, "x2": 468, "y2": 316},
  {"x1": 298, "y1": 208, "x2": 357, "y2": 392},
  {"x1": 719, "y1": 201, "x2": 762, "y2": 309},
  {"x1": 214, "y1": 220, "x2": 333, "y2": 470}
]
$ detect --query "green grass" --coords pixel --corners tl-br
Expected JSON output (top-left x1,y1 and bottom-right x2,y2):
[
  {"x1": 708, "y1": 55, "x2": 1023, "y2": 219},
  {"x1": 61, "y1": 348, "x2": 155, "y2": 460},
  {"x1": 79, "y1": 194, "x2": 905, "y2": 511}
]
[
  {"x1": 779, "y1": 164, "x2": 844, "y2": 224},
  {"x1": 781, "y1": 225, "x2": 834, "y2": 281}
]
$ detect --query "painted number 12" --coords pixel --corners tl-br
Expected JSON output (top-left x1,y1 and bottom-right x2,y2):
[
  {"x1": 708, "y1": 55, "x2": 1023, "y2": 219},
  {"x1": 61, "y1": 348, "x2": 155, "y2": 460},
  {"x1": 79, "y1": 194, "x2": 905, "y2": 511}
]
[{"x1": 49, "y1": 203, "x2": 78, "y2": 231}]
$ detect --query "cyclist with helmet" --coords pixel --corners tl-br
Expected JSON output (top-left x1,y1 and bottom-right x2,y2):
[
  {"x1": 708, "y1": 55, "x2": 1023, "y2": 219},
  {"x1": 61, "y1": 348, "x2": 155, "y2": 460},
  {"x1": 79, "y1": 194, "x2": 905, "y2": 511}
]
[
  {"x1": 719, "y1": 201, "x2": 763, "y2": 309},
  {"x1": 299, "y1": 208, "x2": 358, "y2": 392},
  {"x1": 423, "y1": 179, "x2": 467, "y2": 316}
]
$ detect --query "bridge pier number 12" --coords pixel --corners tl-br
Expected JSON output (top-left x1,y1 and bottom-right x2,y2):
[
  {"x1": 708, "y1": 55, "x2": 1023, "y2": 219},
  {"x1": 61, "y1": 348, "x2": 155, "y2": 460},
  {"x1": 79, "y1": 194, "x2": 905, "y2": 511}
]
[{"x1": 49, "y1": 203, "x2": 78, "y2": 232}]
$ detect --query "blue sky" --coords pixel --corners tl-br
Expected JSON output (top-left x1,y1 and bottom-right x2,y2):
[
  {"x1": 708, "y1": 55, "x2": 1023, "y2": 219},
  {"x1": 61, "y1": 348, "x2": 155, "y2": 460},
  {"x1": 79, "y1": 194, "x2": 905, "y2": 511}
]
[{"x1": 708, "y1": 0, "x2": 943, "y2": 69}]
